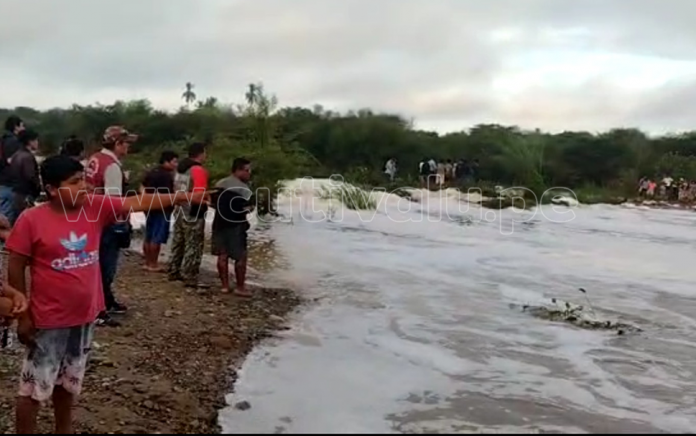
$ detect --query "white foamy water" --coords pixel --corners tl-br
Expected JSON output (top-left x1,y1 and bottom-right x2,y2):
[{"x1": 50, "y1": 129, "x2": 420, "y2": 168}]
[{"x1": 219, "y1": 179, "x2": 696, "y2": 434}]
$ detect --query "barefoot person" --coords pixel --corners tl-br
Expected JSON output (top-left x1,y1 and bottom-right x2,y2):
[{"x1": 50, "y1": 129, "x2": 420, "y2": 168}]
[
  {"x1": 141, "y1": 151, "x2": 178, "y2": 272},
  {"x1": 211, "y1": 158, "x2": 253, "y2": 297},
  {"x1": 6, "y1": 155, "x2": 204, "y2": 434}
]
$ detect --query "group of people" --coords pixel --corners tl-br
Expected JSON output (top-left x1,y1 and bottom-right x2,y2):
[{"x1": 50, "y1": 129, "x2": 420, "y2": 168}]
[
  {"x1": 637, "y1": 175, "x2": 696, "y2": 203},
  {"x1": 418, "y1": 157, "x2": 479, "y2": 189},
  {"x1": 0, "y1": 115, "x2": 255, "y2": 433}
]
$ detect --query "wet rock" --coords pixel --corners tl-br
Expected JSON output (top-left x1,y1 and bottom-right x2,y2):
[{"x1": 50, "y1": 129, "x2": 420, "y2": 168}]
[
  {"x1": 235, "y1": 400, "x2": 251, "y2": 411},
  {"x1": 513, "y1": 298, "x2": 642, "y2": 334}
]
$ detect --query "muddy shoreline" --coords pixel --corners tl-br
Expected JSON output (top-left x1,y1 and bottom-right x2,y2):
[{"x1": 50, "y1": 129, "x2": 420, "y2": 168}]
[{"x1": 0, "y1": 251, "x2": 302, "y2": 434}]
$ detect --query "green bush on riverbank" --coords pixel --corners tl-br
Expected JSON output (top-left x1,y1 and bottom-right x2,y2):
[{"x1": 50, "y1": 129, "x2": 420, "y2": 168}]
[
  {"x1": 319, "y1": 184, "x2": 377, "y2": 210},
  {"x1": 5, "y1": 82, "x2": 696, "y2": 211}
]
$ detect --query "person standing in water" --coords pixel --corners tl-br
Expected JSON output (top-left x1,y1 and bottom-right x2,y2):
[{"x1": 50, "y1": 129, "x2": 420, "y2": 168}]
[
  {"x1": 141, "y1": 151, "x2": 179, "y2": 272},
  {"x1": 211, "y1": 158, "x2": 254, "y2": 297},
  {"x1": 384, "y1": 158, "x2": 397, "y2": 182},
  {"x1": 436, "y1": 161, "x2": 446, "y2": 189}
]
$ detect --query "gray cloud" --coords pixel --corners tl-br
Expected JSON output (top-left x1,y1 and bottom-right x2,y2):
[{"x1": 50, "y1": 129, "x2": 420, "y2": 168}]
[{"x1": 1, "y1": 0, "x2": 695, "y2": 133}]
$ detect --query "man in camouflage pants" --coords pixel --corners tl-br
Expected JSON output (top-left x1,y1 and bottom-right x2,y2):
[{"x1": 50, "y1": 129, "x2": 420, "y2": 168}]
[{"x1": 168, "y1": 143, "x2": 209, "y2": 288}]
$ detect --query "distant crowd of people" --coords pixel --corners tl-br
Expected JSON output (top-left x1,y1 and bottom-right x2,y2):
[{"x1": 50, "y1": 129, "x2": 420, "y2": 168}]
[
  {"x1": 382, "y1": 157, "x2": 480, "y2": 189},
  {"x1": 418, "y1": 158, "x2": 479, "y2": 189},
  {"x1": 0, "y1": 115, "x2": 255, "y2": 433},
  {"x1": 637, "y1": 175, "x2": 696, "y2": 203}
]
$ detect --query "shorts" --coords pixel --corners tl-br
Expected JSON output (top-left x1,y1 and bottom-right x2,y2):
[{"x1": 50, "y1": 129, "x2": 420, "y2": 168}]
[
  {"x1": 211, "y1": 225, "x2": 248, "y2": 261},
  {"x1": 19, "y1": 324, "x2": 94, "y2": 402},
  {"x1": 145, "y1": 213, "x2": 171, "y2": 245}
]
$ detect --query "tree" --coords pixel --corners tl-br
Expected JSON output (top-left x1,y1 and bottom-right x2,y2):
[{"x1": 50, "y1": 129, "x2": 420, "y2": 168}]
[
  {"x1": 2, "y1": 81, "x2": 695, "y2": 207},
  {"x1": 181, "y1": 82, "x2": 197, "y2": 108}
]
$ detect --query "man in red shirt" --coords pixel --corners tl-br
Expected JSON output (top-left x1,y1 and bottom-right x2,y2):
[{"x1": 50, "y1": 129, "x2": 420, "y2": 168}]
[
  {"x1": 7, "y1": 155, "x2": 204, "y2": 434},
  {"x1": 168, "y1": 143, "x2": 210, "y2": 288}
]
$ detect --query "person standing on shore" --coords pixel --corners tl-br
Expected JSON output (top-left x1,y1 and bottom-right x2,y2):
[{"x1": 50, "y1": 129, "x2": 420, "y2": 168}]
[
  {"x1": 141, "y1": 151, "x2": 178, "y2": 272},
  {"x1": 211, "y1": 158, "x2": 253, "y2": 297},
  {"x1": 0, "y1": 116, "x2": 26, "y2": 222},
  {"x1": 6, "y1": 130, "x2": 41, "y2": 224},
  {"x1": 85, "y1": 126, "x2": 137, "y2": 327},
  {"x1": 7, "y1": 154, "x2": 205, "y2": 434},
  {"x1": 168, "y1": 143, "x2": 210, "y2": 289}
]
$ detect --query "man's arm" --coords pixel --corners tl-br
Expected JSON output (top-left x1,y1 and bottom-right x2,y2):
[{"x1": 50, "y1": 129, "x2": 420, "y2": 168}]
[{"x1": 120, "y1": 191, "x2": 207, "y2": 214}]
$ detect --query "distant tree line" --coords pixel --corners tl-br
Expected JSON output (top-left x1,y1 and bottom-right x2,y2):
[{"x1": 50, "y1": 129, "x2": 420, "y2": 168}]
[{"x1": 3, "y1": 82, "x2": 696, "y2": 201}]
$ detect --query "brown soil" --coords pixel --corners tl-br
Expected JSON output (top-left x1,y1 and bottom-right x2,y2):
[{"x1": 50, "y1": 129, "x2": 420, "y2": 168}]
[{"x1": 0, "y1": 251, "x2": 302, "y2": 434}]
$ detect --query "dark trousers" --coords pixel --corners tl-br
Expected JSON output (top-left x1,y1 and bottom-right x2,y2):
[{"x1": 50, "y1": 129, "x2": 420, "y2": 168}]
[{"x1": 99, "y1": 225, "x2": 121, "y2": 310}]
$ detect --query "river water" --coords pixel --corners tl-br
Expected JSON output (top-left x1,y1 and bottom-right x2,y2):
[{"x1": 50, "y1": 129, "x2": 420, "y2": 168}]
[{"x1": 217, "y1": 180, "x2": 696, "y2": 434}]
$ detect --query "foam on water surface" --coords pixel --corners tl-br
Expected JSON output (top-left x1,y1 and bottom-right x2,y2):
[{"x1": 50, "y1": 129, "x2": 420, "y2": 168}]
[{"x1": 217, "y1": 180, "x2": 696, "y2": 433}]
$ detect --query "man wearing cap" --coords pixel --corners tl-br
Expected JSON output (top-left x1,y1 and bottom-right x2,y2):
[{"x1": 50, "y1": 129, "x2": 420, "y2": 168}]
[{"x1": 85, "y1": 126, "x2": 137, "y2": 327}]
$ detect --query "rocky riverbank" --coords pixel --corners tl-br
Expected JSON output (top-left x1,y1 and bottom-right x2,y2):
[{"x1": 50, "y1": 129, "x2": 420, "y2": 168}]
[{"x1": 0, "y1": 252, "x2": 301, "y2": 434}]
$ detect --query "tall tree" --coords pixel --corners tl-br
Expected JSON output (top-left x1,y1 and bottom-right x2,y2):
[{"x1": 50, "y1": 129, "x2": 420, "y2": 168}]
[{"x1": 181, "y1": 82, "x2": 197, "y2": 108}]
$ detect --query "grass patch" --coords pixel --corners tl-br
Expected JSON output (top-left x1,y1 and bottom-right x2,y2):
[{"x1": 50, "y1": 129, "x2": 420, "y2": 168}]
[
  {"x1": 480, "y1": 197, "x2": 529, "y2": 210},
  {"x1": 319, "y1": 184, "x2": 377, "y2": 210},
  {"x1": 573, "y1": 185, "x2": 627, "y2": 205}
]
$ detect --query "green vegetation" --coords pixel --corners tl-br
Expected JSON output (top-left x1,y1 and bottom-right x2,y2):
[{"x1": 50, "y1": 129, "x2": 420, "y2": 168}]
[
  {"x1": 4, "y1": 82, "x2": 696, "y2": 211},
  {"x1": 319, "y1": 184, "x2": 377, "y2": 211}
]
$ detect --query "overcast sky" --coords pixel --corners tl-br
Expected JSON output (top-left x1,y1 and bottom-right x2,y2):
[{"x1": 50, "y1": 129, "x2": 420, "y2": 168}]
[{"x1": 1, "y1": 0, "x2": 694, "y2": 134}]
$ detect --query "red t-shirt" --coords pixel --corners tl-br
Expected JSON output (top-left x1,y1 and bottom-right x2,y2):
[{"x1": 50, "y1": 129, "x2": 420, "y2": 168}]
[
  {"x1": 6, "y1": 196, "x2": 126, "y2": 329},
  {"x1": 190, "y1": 165, "x2": 208, "y2": 190}
]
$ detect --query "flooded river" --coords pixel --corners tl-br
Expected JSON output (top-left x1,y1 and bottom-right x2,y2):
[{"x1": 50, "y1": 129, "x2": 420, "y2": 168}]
[{"x1": 218, "y1": 180, "x2": 696, "y2": 434}]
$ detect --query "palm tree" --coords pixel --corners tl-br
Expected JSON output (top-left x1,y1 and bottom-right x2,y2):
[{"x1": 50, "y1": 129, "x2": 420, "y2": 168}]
[
  {"x1": 182, "y1": 82, "x2": 197, "y2": 108},
  {"x1": 245, "y1": 83, "x2": 258, "y2": 107}
]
